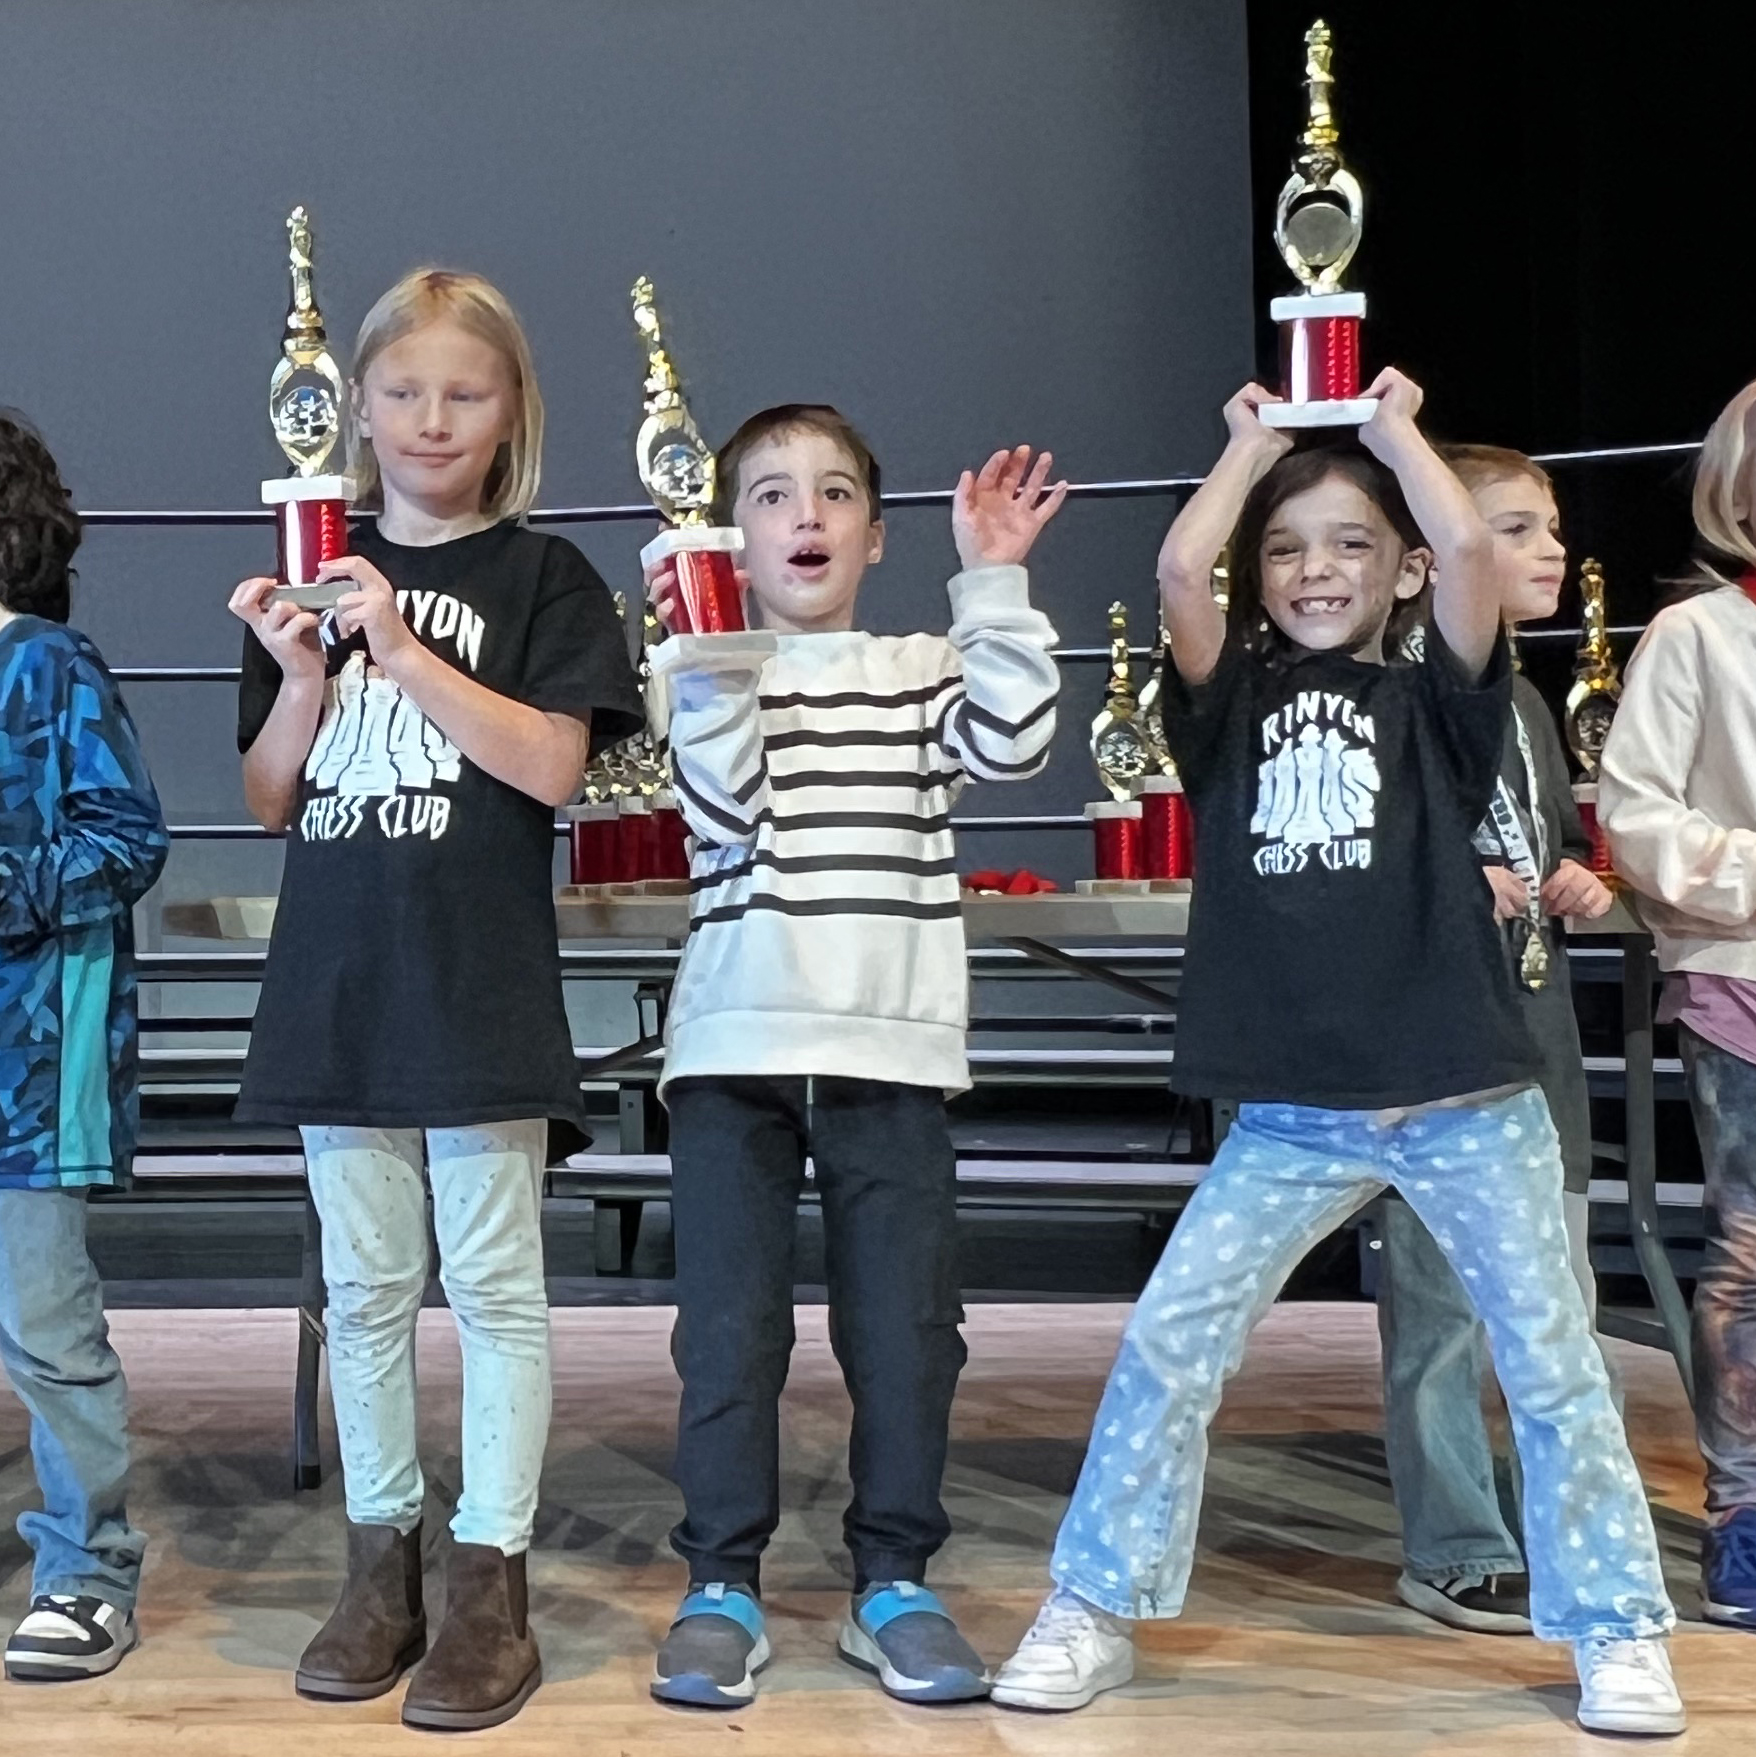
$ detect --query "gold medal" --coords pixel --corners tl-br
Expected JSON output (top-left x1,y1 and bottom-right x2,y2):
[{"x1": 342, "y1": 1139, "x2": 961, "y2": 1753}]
[{"x1": 1519, "y1": 927, "x2": 1550, "y2": 991}]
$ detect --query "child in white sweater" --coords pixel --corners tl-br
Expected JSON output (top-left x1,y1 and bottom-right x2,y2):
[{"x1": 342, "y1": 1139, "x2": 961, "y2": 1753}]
[
  {"x1": 1600, "y1": 375, "x2": 1756, "y2": 1629},
  {"x1": 645, "y1": 405, "x2": 1064, "y2": 1709}
]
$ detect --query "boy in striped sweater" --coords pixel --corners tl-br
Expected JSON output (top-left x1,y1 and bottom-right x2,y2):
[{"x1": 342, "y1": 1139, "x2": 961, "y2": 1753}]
[{"x1": 645, "y1": 405, "x2": 1065, "y2": 1709}]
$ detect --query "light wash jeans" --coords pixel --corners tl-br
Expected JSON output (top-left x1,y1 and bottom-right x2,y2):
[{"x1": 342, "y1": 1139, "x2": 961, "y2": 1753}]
[
  {"x1": 1051, "y1": 1089, "x2": 1673, "y2": 1641},
  {"x1": 1377, "y1": 1187, "x2": 1609, "y2": 1584},
  {"x1": 302, "y1": 1121, "x2": 552, "y2": 1555},
  {"x1": 0, "y1": 1188, "x2": 145, "y2": 1609}
]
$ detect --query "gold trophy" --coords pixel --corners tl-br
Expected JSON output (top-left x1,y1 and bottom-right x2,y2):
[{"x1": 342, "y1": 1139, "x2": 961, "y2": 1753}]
[
  {"x1": 1259, "y1": 22, "x2": 1377, "y2": 429},
  {"x1": 1090, "y1": 603, "x2": 1155, "y2": 800},
  {"x1": 263, "y1": 206, "x2": 354, "y2": 606},
  {"x1": 631, "y1": 278, "x2": 746, "y2": 634},
  {"x1": 1566, "y1": 558, "x2": 1623, "y2": 775}
]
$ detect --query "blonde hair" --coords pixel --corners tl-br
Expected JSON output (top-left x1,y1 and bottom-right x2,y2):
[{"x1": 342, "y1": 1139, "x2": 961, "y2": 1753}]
[
  {"x1": 347, "y1": 269, "x2": 543, "y2": 518},
  {"x1": 1691, "y1": 379, "x2": 1756, "y2": 583}
]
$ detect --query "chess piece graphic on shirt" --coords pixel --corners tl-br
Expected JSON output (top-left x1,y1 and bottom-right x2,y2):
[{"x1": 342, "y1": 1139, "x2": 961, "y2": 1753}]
[
  {"x1": 1566, "y1": 557, "x2": 1623, "y2": 776},
  {"x1": 1090, "y1": 603, "x2": 1155, "y2": 800},
  {"x1": 1252, "y1": 707, "x2": 1379, "y2": 868},
  {"x1": 264, "y1": 205, "x2": 355, "y2": 608},
  {"x1": 630, "y1": 277, "x2": 746, "y2": 634},
  {"x1": 1259, "y1": 21, "x2": 1378, "y2": 429},
  {"x1": 306, "y1": 650, "x2": 461, "y2": 798}
]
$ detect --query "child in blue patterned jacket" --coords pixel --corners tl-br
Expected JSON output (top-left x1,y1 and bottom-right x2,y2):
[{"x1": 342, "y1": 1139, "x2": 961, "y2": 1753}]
[{"x1": 0, "y1": 412, "x2": 168, "y2": 1683}]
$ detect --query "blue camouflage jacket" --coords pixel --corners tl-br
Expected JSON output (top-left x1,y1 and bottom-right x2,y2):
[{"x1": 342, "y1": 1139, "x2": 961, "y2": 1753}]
[{"x1": 1, "y1": 616, "x2": 168, "y2": 1188}]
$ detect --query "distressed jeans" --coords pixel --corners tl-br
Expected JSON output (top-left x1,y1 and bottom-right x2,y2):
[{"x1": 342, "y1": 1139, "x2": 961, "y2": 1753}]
[
  {"x1": 1681, "y1": 1026, "x2": 1756, "y2": 1517},
  {"x1": 1051, "y1": 1089, "x2": 1673, "y2": 1641},
  {"x1": 0, "y1": 1188, "x2": 145, "y2": 1609},
  {"x1": 302, "y1": 1121, "x2": 552, "y2": 1554}
]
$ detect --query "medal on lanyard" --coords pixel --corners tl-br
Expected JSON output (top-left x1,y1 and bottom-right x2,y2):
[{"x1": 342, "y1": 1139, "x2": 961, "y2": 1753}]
[{"x1": 1488, "y1": 708, "x2": 1550, "y2": 991}]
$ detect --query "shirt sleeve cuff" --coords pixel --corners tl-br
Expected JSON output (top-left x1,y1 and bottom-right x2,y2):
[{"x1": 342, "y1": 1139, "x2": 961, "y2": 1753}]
[{"x1": 947, "y1": 564, "x2": 1031, "y2": 619}]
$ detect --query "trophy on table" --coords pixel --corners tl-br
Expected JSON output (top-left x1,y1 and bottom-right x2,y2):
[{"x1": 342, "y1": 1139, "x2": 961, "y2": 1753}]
[
  {"x1": 1259, "y1": 21, "x2": 1378, "y2": 429},
  {"x1": 1568, "y1": 558, "x2": 1624, "y2": 884},
  {"x1": 1136, "y1": 601, "x2": 1171, "y2": 777},
  {"x1": 630, "y1": 278, "x2": 746, "y2": 634},
  {"x1": 263, "y1": 206, "x2": 354, "y2": 605}
]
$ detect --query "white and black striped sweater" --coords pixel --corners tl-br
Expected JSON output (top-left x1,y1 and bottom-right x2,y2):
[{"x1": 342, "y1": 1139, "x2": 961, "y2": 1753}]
[{"x1": 652, "y1": 564, "x2": 1059, "y2": 1092}]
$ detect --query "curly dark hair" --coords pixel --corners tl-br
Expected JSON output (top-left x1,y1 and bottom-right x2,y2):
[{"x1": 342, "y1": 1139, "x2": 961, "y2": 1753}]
[{"x1": 0, "y1": 412, "x2": 82, "y2": 623}]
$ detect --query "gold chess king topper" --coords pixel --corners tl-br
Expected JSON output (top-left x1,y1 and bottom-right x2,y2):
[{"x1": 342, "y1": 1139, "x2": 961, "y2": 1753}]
[
  {"x1": 1259, "y1": 21, "x2": 1377, "y2": 429},
  {"x1": 630, "y1": 278, "x2": 747, "y2": 636},
  {"x1": 1090, "y1": 602, "x2": 1156, "y2": 801}
]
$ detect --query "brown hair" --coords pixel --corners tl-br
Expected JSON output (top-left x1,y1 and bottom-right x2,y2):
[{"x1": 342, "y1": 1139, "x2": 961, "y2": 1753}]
[
  {"x1": 1439, "y1": 442, "x2": 1554, "y2": 502},
  {"x1": 348, "y1": 268, "x2": 544, "y2": 518},
  {"x1": 1227, "y1": 442, "x2": 1428, "y2": 662},
  {"x1": 714, "y1": 403, "x2": 882, "y2": 525}
]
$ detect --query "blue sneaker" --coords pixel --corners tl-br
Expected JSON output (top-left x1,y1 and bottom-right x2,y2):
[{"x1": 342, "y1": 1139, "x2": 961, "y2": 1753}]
[
  {"x1": 651, "y1": 1583, "x2": 770, "y2": 1708},
  {"x1": 837, "y1": 1580, "x2": 991, "y2": 1703},
  {"x1": 1703, "y1": 1508, "x2": 1756, "y2": 1628}
]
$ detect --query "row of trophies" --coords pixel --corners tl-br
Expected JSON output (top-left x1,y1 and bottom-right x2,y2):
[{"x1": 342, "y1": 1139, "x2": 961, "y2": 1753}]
[{"x1": 253, "y1": 17, "x2": 1628, "y2": 900}]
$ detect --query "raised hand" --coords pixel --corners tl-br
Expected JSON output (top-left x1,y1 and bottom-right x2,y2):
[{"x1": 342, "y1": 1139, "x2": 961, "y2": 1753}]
[
  {"x1": 1221, "y1": 383, "x2": 1296, "y2": 459},
  {"x1": 953, "y1": 446, "x2": 1069, "y2": 570},
  {"x1": 1541, "y1": 858, "x2": 1614, "y2": 921},
  {"x1": 321, "y1": 555, "x2": 414, "y2": 667},
  {"x1": 227, "y1": 576, "x2": 325, "y2": 684},
  {"x1": 1357, "y1": 366, "x2": 1425, "y2": 462}
]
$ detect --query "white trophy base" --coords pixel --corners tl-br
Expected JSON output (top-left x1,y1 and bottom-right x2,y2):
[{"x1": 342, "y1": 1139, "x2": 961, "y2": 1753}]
[
  {"x1": 270, "y1": 581, "x2": 347, "y2": 611},
  {"x1": 639, "y1": 523, "x2": 745, "y2": 570},
  {"x1": 1259, "y1": 398, "x2": 1380, "y2": 429}
]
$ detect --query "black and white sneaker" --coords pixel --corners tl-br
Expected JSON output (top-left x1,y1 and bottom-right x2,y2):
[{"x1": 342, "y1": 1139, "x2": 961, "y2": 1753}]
[
  {"x1": 4, "y1": 1595, "x2": 139, "y2": 1682},
  {"x1": 1396, "y1": 1571, "x2": 1532, "y2": 1635}
]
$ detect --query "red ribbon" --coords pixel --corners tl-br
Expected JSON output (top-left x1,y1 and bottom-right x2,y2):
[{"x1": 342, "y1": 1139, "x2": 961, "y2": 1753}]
[{"x1": 963, "y1": 868, "x2": 1059, "y2": 895}]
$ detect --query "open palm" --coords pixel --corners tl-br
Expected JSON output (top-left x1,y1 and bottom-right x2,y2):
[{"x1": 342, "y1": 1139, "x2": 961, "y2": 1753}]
[{"x1": 953, "y1": 445, "x2": 1069, "y2": 569}]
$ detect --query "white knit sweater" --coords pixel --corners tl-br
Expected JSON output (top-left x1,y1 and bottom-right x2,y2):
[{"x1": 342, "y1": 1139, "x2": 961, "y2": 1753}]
[
  {"x1": 1599, "y1": 584, "x2": 1756, "y2": 975},
  {"x1": 652, "y1": 564, "x2": 1059, "y2": 1092}
]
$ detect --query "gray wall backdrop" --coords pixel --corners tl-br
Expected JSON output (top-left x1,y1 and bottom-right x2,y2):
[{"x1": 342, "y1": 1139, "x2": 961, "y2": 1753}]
[{"x1": 0, "y1": 0, "x2": 1252, "y2": 953}]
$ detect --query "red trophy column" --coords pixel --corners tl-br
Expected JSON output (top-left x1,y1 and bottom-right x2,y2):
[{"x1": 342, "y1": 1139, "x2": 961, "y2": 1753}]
[{"x1": 263, "y1": 476, "x2": 356, "y2": 607}]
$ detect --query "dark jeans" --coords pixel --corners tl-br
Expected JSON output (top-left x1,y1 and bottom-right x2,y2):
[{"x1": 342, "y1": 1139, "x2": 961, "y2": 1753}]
[
  {"x1": 665, "y1": 1075, "x2": 967, "y2": 1593},
  {"x1": 1682, "y1": 1025, "x2": 1756, "y2": 1515}
]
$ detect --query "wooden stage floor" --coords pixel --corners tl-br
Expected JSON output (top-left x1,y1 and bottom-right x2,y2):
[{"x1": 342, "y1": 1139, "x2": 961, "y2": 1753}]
[{"x1": 0, "y1": 1302, "x2": 1744, "y2": 1753}]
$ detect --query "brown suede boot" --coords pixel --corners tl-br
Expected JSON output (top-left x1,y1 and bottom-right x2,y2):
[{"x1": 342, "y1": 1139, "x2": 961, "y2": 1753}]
[
  {"x1": 295, "y1": 1521, "x2": 426, "y2": 1701},
  {"x1": 400, "y1": 1542, "x2": 542, "y2": 1732}
]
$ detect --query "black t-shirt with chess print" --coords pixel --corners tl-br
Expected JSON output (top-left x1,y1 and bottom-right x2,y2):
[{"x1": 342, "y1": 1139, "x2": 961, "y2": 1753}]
[
  {"x1": 1163, "y1": 628, "x2": 1537, "y2": 1109},
  {"x1": 234, "y1": 521, "x2": 643, "y2": 1129}
]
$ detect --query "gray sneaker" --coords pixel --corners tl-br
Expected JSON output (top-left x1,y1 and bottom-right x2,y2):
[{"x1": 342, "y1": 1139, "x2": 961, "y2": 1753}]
[
  {"x1": 651, "y1": 1583, "x2": 770, "y2": 1709},
  {"x1": 1397, "y1": 1571, "x2": 1532, "y2": 1634},
  {"x1": 838, "y1": 1580, "x2": 991, "y2": 1703}
]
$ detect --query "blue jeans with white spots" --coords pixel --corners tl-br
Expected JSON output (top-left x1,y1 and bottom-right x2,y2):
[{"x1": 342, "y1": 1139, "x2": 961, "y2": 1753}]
[{"x1": 1051, "y1": 1087, "x2": 1673, "y2": 1641}]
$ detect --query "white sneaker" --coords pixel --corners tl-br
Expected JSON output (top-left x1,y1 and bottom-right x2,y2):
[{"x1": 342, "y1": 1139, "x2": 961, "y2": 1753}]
[
  {"x1": 991, "y1": 1587, "x2": 1135, "y2": 1712},
  {"x1": 1574, "y1": 1637, "x2": 1686, "y2": 1737}
]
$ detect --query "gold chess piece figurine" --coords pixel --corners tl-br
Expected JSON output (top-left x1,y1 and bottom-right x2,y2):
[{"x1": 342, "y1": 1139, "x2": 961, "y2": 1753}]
[{"x1": 1566, "y1": 558, "x2": 1623, "y2": 776}]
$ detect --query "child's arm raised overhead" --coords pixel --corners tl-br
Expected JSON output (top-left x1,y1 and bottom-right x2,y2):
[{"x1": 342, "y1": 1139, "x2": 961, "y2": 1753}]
[
  {"x1": 322, "y1": 557, "x2": 589, "y2": 809},
  {"x1": 1156, "y1": 386, "x2": 1293, "y2": 685},
  {"x1": 1358, "y1": 368, "x2": 1502, "y2": 678},
  {"x1": 939, "y1": 446, "x2": 1065, "y2": 780}
]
